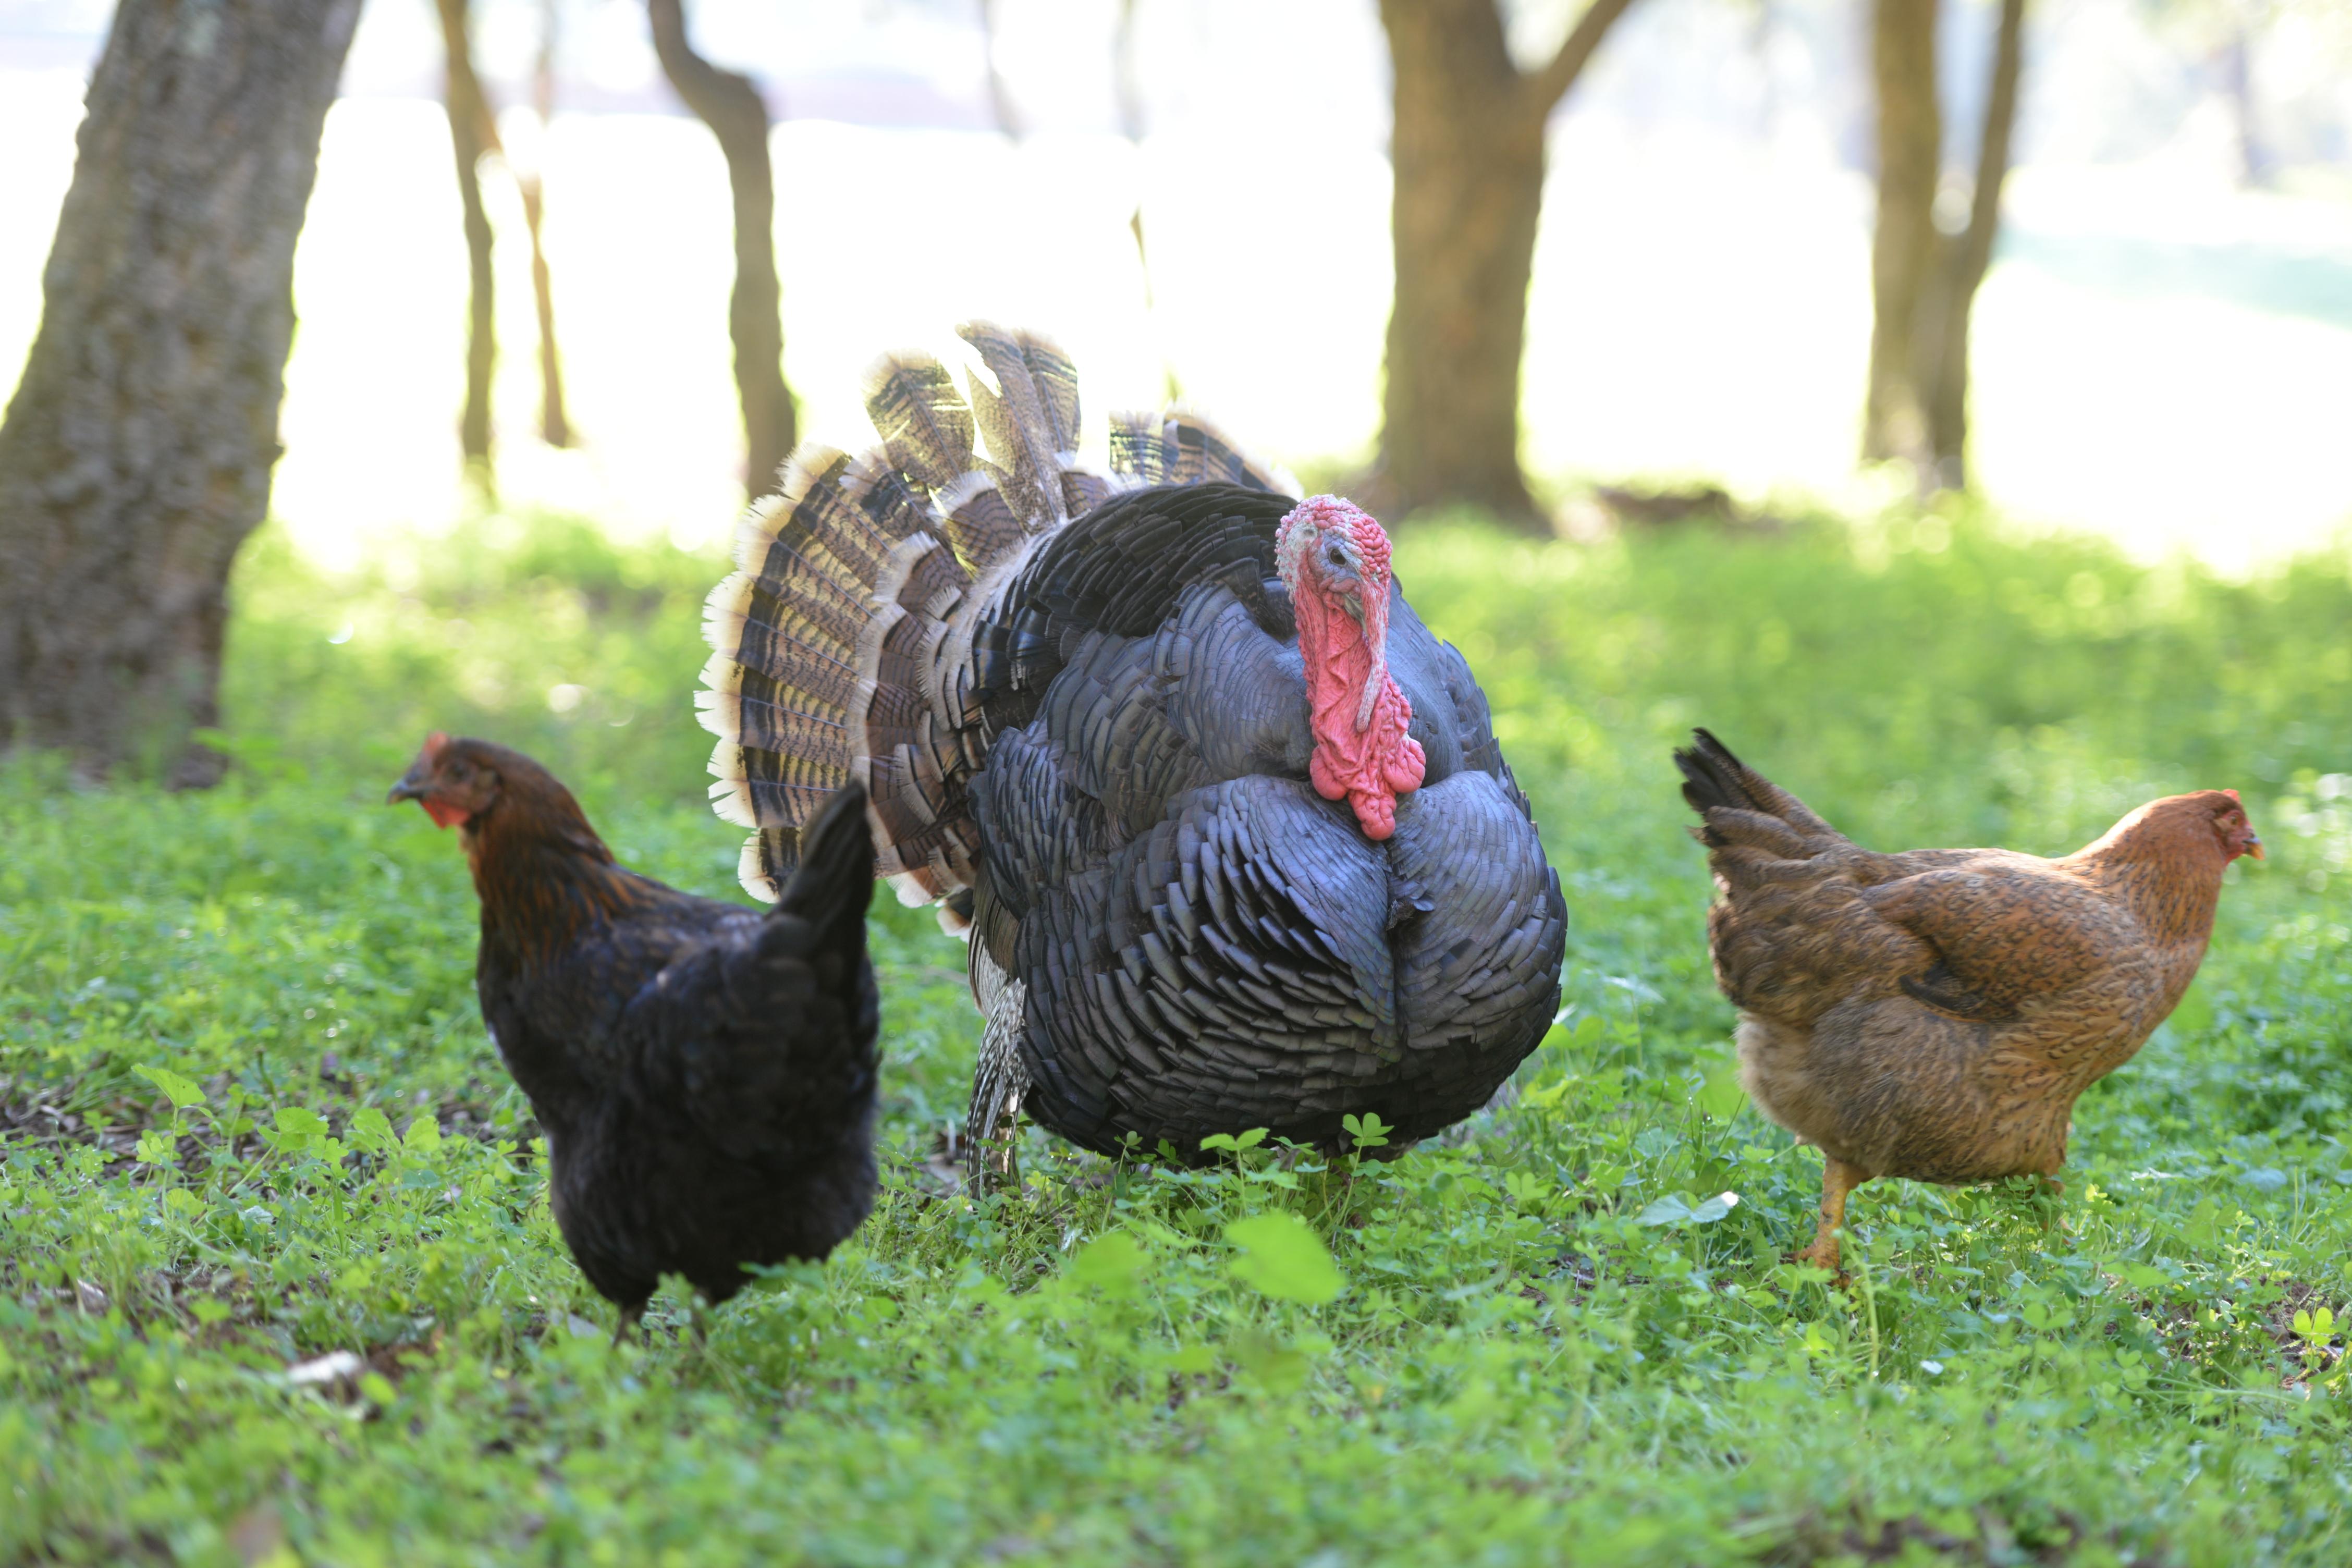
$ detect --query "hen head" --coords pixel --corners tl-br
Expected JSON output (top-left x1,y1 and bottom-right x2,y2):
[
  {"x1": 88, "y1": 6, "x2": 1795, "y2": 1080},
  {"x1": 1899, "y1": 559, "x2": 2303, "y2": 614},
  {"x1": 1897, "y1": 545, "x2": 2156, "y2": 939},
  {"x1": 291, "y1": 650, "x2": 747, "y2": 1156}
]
[
  {"x1": 1275, "y1": 496, "x2": 1427, "y2": 841},
  {"x1": 387, "y1": 732, "x2": 506, "y2": 830},
  {"x1": 2100, "y1": 788, "x2": 2264, "y2": 869}
]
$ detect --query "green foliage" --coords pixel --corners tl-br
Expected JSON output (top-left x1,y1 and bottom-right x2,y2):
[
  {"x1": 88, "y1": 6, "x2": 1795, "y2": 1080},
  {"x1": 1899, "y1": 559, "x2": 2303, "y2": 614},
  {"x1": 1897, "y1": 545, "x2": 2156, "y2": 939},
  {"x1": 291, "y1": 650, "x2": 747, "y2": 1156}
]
[{"x1": 3, "y1": 504, "x2": 2351, "y2": 1563}]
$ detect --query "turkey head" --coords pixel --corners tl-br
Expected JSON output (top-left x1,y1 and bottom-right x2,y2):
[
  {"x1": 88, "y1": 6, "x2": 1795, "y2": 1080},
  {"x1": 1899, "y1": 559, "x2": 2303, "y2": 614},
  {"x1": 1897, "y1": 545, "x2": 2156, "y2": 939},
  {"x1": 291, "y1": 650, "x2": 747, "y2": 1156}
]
[{"x1": 1276, "y1": 495, "x2": 1428, "y2": 840}]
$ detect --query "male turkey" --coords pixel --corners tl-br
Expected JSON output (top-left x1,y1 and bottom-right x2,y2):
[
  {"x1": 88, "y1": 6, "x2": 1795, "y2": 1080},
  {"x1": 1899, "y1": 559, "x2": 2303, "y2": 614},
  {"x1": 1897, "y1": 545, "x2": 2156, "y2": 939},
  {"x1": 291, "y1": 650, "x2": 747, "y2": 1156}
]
[{"x1": 698, "y1": 324, "x2": 1566, "y2": 1169}]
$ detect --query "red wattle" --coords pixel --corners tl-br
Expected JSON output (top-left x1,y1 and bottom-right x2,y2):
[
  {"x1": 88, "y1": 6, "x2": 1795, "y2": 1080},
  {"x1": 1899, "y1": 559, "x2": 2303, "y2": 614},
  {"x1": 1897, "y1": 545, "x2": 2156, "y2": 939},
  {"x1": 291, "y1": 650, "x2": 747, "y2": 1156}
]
[
  {"x1": 1294, "y1": 572, "x2": 1425, "y2": 841},
  {"x1": 423, "y1": 800, "x2": 471, "y2": 830}
]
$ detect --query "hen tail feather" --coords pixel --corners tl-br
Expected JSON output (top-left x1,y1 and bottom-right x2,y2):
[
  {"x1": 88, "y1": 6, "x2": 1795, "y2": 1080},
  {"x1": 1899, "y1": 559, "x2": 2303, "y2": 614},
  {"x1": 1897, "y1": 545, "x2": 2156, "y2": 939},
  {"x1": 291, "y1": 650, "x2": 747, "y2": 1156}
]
[
  {"x1": 775, "y1": 781, "x2": 877, "y2": 951},
  {"x1": 1674, "y1": 729, "x2": 1847, "y2": 852}
]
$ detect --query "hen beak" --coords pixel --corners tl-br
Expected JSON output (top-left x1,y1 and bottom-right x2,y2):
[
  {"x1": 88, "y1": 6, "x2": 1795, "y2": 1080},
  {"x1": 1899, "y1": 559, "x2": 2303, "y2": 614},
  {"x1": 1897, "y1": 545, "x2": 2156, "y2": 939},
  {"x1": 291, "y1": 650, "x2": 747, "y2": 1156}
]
[
  {"x1": 2245, "y1": 832, "x2": 2264, "y2": 860},
  {"x1": 386, "y1": 769, "x2": 427, "y2": 807}
]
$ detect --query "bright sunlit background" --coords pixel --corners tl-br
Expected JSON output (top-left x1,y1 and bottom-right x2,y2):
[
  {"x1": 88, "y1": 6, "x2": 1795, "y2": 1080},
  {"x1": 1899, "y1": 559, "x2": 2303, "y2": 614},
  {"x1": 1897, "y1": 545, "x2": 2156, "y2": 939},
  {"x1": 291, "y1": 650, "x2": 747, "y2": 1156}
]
[{"x1": 3, "y1": 0, "x2": 2349, "y2": 571}]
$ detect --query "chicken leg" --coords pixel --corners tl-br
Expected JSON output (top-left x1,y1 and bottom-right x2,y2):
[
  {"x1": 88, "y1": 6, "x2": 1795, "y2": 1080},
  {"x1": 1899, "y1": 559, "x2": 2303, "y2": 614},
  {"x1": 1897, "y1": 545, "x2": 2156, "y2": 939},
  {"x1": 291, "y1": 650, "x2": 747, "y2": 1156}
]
[{"x1": 1799, "y1": 1156, "x2": 1871, "y2": 1279}]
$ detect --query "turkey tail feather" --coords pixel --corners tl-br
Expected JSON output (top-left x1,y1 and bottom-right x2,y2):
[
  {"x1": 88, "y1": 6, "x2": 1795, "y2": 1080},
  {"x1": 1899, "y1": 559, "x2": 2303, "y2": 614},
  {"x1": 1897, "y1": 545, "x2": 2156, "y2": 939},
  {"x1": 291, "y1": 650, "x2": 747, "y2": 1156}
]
[{"x1": 700, "y1": 322, "x2": 1296, "y2": 907}]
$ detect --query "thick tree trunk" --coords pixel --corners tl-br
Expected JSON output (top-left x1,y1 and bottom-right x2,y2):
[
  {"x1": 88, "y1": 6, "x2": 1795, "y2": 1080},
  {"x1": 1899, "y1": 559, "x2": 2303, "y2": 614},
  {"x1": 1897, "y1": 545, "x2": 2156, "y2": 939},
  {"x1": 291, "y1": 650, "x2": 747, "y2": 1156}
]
[
  {"x1": 1375, "y1": 0, "x2": 1638, "y2": 532},
  {"x1": 1919, "y1": 0, "x2": 2026, "y2": 486},
  {"x1": 1862, "y1": 0, "x2": 1941, "y2": 467},
  {"x1": 0, "y1": 0, "x2": 362, "y2": 786},
  {"x1": 648, "y1": 0, "x2": 795, "y2": 495},
  {"x1": 434, "y1": 0, "x2": 497, "y2": 480}
]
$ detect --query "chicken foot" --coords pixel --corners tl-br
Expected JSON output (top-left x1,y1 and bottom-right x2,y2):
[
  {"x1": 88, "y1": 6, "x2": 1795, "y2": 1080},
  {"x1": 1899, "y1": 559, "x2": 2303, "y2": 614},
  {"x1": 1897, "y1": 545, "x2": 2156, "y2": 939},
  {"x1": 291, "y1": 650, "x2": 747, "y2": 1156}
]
[
  {"x1": 1797, "y1": 1156, "x2": 1871, "y2": 1281},
  {"x1": 610, "y1": 1302, "x2": 646, "y2": 1350}
]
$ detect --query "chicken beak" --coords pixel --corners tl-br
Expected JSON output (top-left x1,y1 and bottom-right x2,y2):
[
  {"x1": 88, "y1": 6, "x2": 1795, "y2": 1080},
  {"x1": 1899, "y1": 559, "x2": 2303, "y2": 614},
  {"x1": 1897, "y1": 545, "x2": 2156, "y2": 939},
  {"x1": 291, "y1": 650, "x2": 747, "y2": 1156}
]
[
  {"x1": 386, "y1": 769, "x2": 427, "y2": 807},
  {"x1": 2245, "y1": 832, "x2": 2264, "y2": 860}
]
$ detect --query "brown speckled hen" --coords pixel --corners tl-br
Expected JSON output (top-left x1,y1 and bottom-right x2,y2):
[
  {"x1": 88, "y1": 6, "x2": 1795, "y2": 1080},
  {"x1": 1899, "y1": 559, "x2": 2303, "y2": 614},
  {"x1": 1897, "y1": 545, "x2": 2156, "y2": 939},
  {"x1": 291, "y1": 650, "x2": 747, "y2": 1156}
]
[
  {"x1": 389, "y1": 734, "x2": 879, "y2": 1338},
  {"x1": 1675, "y1": 729, "x2": 2260, "y2": 1275}
]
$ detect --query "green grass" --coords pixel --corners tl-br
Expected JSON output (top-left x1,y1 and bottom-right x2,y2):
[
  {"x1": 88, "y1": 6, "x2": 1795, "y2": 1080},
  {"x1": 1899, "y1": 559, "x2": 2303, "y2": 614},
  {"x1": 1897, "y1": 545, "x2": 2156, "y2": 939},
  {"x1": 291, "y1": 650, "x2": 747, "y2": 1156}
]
[{"x1": 4, "y1": 501, "x2": 2351, "y2": 1565}]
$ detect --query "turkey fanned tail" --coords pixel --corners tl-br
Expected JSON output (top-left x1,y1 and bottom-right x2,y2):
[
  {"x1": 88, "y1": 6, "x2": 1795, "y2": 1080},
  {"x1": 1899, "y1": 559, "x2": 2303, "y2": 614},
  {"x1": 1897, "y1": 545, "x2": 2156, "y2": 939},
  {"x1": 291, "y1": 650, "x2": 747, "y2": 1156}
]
[{"x1": 697, "y1": 323, "x2": 1293, "y2": 909}]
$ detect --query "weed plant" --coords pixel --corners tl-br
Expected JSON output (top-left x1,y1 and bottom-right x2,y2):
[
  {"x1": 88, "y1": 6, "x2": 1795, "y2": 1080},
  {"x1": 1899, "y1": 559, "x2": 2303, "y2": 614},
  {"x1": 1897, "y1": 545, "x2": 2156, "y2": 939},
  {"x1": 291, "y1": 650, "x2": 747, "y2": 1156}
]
[{"x1": 3, "y1": 503, "x2": 2349, "y2": 1564}]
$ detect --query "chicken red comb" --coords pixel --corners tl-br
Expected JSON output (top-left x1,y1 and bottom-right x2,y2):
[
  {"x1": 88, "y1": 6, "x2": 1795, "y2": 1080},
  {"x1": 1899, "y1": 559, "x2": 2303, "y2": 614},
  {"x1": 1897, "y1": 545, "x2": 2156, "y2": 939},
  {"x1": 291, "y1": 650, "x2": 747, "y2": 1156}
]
[
  {"x1": 2224, "y1": 788, "x2": 2240, "y2": 803},
  {"x1": 423, "y1": 731, "x2": 450, "y2": 760}
]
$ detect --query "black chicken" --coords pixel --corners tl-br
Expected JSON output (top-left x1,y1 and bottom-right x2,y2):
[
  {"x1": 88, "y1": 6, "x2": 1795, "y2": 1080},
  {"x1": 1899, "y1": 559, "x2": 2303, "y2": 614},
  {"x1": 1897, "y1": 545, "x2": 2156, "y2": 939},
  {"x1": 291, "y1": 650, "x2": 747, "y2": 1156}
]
[
  {"x1": 389, "y1": 734, "x2": 879, "y2": 1336},
  {"x1": 696, "y1": 324, "x2": 1566, "y2": 1171}
]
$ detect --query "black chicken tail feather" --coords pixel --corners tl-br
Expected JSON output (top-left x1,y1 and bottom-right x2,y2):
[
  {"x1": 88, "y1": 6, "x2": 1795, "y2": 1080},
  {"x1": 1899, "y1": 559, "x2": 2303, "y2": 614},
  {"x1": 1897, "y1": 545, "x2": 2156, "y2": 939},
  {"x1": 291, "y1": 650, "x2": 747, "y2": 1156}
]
[{"x1": 775, "y1": 780, "x2": 876, "y2": 950}]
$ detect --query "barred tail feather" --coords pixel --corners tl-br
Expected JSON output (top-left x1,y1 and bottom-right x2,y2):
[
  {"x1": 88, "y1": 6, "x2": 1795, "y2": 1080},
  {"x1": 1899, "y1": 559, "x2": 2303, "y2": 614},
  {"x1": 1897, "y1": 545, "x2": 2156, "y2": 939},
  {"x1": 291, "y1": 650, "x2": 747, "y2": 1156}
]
[
  {"x1": 698, "y1": 323, "x2": 1298, "y2": 908},
  {"x1": 1108, "y1": 408, "x2": 1301, "y2": 499}
]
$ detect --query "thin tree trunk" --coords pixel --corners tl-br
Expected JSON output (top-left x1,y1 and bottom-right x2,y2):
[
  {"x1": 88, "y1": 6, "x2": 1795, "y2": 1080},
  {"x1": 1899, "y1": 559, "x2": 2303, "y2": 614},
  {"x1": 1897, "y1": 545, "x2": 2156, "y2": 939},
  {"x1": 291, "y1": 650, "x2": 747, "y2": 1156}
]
[
  {"x1": 978, "y1": 0, "x2": 1022, "y2": 139},
  {"x1": 1375, "y1": 0, "x2": 1639, "y2": 532},
  {"x1": 524, "y1": 0, "x2": 571, "y2": 448},
  {"x1": 1115, "y1": 0, "x2": 1178, "y2": 402},
  {"x1": 0, "y1": 0, "x2": 362, "y2": 786},
  {"x1": 1919, "y1": 0, "x2": 2026, "y2": 486},
  {"x1": 647, "y1": 0, "x2": 795, "y2": 496},
  {"x1": 1862, "y1": 0, "x2": 1941, "y2": 467},
  {"x1": 434, "y1": 0, "x2": 497, "y2": 482},
  {"x1": 2218, "y1": 21, "x2": 2270, "y2": 189}
]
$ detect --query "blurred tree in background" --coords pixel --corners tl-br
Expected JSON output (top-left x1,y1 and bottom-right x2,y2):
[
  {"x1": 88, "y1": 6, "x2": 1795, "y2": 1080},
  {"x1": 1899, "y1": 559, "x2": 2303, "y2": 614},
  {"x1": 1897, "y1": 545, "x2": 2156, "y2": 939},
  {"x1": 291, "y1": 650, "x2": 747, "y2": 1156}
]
[
  {"x1": 2139, "y1": 0, "x2": 2281, "y2": 189},
  {"x1": 648, "y1": 0, "x2": 797, "y2": 499},
  {"x1": 0, "y1": 0, "x2": 361, "y2": 787},
  {"x1": 433, "y1": 0, "x2": 574, "y2": 488},
  {"x1": 435, "y1": 0, "x2": 500, "y2": 483},
  {"x1": 1374, "y1": 0, "x2": 1640, "y2": 533},
  {"x1": 1863, "y1": 0, "x2": 2028, "y2": 492}
]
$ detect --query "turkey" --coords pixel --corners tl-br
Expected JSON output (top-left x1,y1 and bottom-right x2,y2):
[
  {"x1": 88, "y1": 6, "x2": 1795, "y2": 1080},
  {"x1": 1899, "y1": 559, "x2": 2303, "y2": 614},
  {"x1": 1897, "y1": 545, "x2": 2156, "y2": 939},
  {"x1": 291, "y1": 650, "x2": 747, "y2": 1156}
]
[{"x1": 697, "y1": 323, "x2": 1566, "y2": 1170}]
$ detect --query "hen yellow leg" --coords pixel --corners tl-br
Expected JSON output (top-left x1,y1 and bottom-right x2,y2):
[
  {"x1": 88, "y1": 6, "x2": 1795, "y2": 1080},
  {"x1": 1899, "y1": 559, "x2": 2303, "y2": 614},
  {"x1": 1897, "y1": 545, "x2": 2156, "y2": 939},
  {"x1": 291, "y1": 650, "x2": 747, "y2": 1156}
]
[{"x1": 1798, "y1": 1156, "x2": 1870, "y2": 1279}]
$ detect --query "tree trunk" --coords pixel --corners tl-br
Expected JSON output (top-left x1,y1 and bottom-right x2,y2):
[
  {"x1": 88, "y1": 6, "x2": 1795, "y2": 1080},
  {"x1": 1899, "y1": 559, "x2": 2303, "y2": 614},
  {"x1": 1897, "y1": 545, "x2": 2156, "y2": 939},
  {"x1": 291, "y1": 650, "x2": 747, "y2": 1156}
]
[
  {"x1": 1862, "y1": 0, "x2": 1941, "y2": 467},
  {"x1": 1375, "y1": 0, "x2": 1639, "y2": 532},
  {"x1": 647, "y1": 0, "x2": 796, "y2": 496},
  {"x1": 434, "y1": 0, "x2": 497, "y2": 481},
  {"x1": 1919, "y1": 0, "x2": 2026, "y2": 486},
  {"x1": 2217, "y1": 21, "x2": 2270, "y2": 189},
  {"x1": 1115, "y1": 0, "x2": 1178, "y2": 402},
  {"x1": 978, "y1": 0, "x2": 1023, "y2": 140},
  {"x1": 524, "y1": 0, "x2": 571, "y2": 449},
  {"x1": 0, "y1": 0, "x2": 362, "y2": 786}
]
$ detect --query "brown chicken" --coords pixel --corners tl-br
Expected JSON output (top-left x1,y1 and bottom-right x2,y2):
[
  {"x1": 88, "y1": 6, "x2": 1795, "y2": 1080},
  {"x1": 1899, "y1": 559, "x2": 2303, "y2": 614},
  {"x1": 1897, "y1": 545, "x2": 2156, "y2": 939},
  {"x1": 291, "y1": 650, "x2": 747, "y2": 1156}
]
[{"x1": 1674, "y1": 729, "x2": 2260, "y2": 1274}]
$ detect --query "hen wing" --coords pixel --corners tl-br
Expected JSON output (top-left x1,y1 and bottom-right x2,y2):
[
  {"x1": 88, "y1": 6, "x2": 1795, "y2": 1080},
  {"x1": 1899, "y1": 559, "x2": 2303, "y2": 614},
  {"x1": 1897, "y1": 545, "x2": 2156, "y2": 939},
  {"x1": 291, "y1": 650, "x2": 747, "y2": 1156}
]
[
  {"x1": 621, "y1": 784, "x2": 879, "y2": 1165},
  {"x1": 1858, "y1": 856, "x2": 2128, "y2": 1020}
]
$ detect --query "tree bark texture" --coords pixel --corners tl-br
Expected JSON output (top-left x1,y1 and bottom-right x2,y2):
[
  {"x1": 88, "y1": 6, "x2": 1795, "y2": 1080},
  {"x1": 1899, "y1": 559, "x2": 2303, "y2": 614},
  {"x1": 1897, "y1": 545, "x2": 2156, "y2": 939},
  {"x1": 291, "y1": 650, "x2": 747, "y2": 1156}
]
[
  {"x1": 1861, "y1": 0, "x2": 1941, "y2": 467},
  {"x1": 647, "y1": 0, "x2": 796, "y2": 496},
  {"x1": 0, "y1": 0, "x2": 362, "y2": 785},
  {"x1": 1376, "y1": 0, "x2": 1638, "y2": 532},
  {"x1": 435, "y1": 0, "x2": 498, "y2": 476},
  {"x1": 1918, "y1": 0, "x2": 2026, "y2": 484}
]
